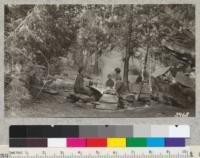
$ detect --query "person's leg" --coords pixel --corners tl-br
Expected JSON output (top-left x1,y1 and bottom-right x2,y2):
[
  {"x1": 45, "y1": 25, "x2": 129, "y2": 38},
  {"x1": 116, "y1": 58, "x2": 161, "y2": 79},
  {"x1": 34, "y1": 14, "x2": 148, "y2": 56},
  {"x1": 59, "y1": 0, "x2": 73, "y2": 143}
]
[
  {"x1": 82, "y1": 87, "x2": 93, "y2": 96},
  {"x1": 117, "y1": 96, "x2": 125, "y2": 109}
]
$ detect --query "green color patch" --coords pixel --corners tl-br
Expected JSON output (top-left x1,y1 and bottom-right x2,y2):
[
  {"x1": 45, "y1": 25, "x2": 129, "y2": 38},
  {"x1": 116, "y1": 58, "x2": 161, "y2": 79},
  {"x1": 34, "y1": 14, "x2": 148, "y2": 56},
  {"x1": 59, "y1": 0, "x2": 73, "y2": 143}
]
[{"x1": 126, "y1": 138, "x2": 147, "y2": 147}]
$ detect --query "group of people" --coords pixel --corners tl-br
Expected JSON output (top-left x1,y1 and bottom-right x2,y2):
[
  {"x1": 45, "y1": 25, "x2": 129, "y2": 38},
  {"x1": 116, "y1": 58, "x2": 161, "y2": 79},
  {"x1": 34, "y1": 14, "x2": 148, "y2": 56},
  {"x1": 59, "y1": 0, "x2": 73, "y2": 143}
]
[
  {"x1": 105, "y1": 68, "x2": 126, "y2": 97},
  {"x1": 74, "y1": 67, "x2": 126, "y2": 109}
]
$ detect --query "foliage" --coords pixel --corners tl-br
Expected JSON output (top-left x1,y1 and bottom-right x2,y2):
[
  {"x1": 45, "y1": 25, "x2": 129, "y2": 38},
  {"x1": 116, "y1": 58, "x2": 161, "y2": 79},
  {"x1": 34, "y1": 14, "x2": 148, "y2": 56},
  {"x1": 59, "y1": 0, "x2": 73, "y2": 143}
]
[
  {"x1": 5, "y1": 5, "x2": 83, "y2": 108},
  {"x1": 5, "y1": 4, "x2": 195, "y2": 108},
  {"x1": 6, "y1": 78, "x2": 31, "y2": 109}
]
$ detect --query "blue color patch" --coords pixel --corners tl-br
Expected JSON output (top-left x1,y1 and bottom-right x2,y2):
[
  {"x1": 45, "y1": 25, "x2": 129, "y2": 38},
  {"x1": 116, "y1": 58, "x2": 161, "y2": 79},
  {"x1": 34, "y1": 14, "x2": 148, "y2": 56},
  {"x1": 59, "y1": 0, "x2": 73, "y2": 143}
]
[{"x1": 147, "y1": 138, "x2": 165, "y2": 147}]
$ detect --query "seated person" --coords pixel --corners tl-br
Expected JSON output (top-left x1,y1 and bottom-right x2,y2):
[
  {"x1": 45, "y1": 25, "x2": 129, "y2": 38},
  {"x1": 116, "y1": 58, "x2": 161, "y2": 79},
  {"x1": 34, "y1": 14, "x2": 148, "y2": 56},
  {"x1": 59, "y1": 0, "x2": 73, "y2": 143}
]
[
  {"x1": 74, "y1": 67, "x2": 92, "y2": 96},
  {"x1": 105, "y1": 74, "x2": 114, "y2": 89},
  {"x1": 135, "y1": 74, "x2": 142, "y2": 84}
]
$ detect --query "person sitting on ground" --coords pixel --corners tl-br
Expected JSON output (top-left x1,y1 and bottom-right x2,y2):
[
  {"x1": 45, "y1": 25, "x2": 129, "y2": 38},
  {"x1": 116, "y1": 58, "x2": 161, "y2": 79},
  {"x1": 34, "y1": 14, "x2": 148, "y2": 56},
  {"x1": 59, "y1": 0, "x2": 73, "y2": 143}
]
[
  {"x1": 74, "y1": 67, "x2": 92, "y2": 96},
  {"x1": 105, "y1": 74, "x2": 114, "y2": 89},
  {"x1": 135, "y1": 74, "x2": 142, "y2": 84}
]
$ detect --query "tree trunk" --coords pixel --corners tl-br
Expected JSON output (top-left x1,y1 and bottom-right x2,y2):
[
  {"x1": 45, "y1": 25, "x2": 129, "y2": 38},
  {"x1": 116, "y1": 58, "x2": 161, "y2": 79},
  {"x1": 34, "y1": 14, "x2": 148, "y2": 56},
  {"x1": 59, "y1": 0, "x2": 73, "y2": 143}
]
[
  {"x1": 143, "y1": 20, "x2": 151, "y2": 80},
  {"x1": 149, "y1": 54, "x2": 152, "y2": 92},
  {"x1": 94, "y1": 52, "x2": 99, "y2": 75},
  {"x1": 138, "y1": 45, "x2": 149, "y2": 100},
  {"x1": 144, "y1": 44, "x2": 150, "y2": 74},
  {"x1": 138, "y1": 24, "x2": 151, "y2": 100},
  {"x1": 123, "y1": 52, "x2": 130, "y2": 88},
  {"x1": 123, "y1": 5, "x2": 133, "y2": 90}
]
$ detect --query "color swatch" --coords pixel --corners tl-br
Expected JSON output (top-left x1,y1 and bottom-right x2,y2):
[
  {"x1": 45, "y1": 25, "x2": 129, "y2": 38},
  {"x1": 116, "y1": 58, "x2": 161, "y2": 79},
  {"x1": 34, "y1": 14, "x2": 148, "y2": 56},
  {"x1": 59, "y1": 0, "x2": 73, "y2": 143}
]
[
  {"x1": 48, "y1": 138, "x2": 66, "y2": 147},
  {"x1": 147, "y1": 138, "x2": 165, "y2": 147},
  {"x1": 107, "y1": 138, "x2": 126, "y2": 147},
  {"x1": 86, "y1": 138, "x2": 107, "y2": 147},
  {"x1": 67, "y1": 138, "x2": 86, "y2": 147},
  {"x1": 126, "y1": 138, "x2": 147, "y2": 147},
  {"x1": 165, "y1": 138, "x2": 185, "y2": 147}
]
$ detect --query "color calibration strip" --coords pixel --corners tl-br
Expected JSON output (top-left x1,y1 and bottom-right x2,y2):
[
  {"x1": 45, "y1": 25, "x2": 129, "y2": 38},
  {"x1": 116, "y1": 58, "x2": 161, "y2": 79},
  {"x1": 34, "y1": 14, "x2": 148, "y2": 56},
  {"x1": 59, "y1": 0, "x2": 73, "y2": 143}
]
[
  {"x1": 9, "y1": 125, "x2": 190, "y2": 138},
  {"x1": 9, "y1": 125, "x2": 189, "y2": 148},
  {"x1": 10, "y1": 138, "x2": 185, "y2": 148}
]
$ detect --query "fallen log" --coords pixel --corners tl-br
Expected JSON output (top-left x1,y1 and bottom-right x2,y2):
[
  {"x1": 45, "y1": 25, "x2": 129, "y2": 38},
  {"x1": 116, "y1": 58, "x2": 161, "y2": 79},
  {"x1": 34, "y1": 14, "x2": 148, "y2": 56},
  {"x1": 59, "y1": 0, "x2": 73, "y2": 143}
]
[{"x1": 31, "y1": 85, "x2": 59, "y2": 95}]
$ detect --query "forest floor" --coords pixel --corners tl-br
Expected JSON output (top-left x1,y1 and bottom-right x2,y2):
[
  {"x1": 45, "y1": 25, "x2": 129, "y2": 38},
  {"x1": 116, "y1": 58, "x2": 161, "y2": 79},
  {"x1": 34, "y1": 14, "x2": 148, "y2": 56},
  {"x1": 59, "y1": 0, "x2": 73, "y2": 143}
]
[
  {"x1": 5, "y1": 89, "x2": 195, "y2": 118},
  {"x1": 5, "y1": 71, "x2": 195, "y2": 118}
]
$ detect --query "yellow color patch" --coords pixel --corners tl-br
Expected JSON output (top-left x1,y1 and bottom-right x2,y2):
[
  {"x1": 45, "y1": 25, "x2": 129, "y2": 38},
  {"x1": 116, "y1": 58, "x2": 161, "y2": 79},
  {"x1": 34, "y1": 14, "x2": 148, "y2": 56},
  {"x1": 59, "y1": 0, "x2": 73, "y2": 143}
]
[{"x1": 107, "y1": 138, "x2": 126, "y2": 147}]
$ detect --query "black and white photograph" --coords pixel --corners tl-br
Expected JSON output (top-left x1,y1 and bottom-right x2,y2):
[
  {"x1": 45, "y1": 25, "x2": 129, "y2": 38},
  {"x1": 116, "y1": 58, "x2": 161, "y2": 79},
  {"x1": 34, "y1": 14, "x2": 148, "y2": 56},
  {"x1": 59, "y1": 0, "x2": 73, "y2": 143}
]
[{"x1": 4, "y1": 4, "x2": 195, "y2": 117}]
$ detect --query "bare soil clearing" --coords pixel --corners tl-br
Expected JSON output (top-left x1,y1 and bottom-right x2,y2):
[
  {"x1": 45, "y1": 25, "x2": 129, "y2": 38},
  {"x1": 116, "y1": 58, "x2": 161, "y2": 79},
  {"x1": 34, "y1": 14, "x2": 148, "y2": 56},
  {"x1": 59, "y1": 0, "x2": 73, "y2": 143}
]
[{"x1": 5, "y1": 90, "x2": 194, "y2": 118}]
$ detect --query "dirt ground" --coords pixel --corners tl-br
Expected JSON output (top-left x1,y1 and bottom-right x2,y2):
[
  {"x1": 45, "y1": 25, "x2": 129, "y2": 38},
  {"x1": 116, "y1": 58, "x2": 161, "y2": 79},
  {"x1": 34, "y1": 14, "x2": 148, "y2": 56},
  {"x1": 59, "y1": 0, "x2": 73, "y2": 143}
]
[{"x1": 5, "y1": 89, "x2": 195, "y2": 118}]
